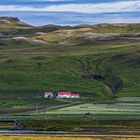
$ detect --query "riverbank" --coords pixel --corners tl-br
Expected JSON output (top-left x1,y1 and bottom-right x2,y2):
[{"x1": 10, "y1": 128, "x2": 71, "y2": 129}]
[
  {"x1": 0, "y1": 134, "x2": 140, "y2": 140},
  {"x1": 21, "y1": 120, "x2": 140, "y2": 131},
  {"x1": 1, "y1": 120, "x2": 140, "y2": 132}
]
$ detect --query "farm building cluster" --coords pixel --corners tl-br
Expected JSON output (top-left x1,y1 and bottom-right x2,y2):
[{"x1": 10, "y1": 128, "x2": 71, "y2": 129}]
[{"x1": 44, "y1": 91, "x2": 80, "y2": 99}]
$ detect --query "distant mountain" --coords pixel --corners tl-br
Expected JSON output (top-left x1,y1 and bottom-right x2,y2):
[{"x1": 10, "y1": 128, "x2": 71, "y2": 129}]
[
  {"x1": 35, "y1": 24, "x2": 140, "y2": 45},
  {"x1": 0, "y1": 17, "x2": 71, "y2": 37},
  {"x1": 1, "y1": 17, "x2": 140, "y2": 37},
  {"x1": 0, "y1": 17, "x2": 31, "y2": 29},
  {"x1": 0, "y1": 17, "x2": 20, "y2": 22},
  {"x1": 73, "y1": 23, "x2": 140, "y2": 33}
]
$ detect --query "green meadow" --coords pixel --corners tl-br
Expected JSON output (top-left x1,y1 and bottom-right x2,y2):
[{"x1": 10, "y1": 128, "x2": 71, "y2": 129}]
[{"x1": 0, "y1": 17, "x2": 140, "y2": 114}]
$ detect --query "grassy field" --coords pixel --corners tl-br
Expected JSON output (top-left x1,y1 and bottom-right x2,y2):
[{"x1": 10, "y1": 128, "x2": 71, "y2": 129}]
[
  {"x1": 0, "y1": 134, "x2": 140, "y2": 140},
  {"x1": 0, "y1": 37, "x2": 139, "y2": 110},
  {"x1": 36, "y1": 100, "x2": 140, "y2": 121},
  {"x1": 0, "y1": 18, "x2": 140, "y2": 112},
  {"x1": 47, "y1": 102, "x2": 140, "y2": 115}
]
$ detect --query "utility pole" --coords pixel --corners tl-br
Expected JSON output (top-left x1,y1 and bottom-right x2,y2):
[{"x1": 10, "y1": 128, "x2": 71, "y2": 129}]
[
  {"x1": 45, "y1": 106, "x2": 48, "y2": 114},
  {"x1": 36, "y1": 105, "x2": 38, "y2": 113}
]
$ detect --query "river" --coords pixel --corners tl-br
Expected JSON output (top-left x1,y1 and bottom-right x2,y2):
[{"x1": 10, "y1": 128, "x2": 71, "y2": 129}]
[{"x1": 0, "y1": 129, "x2": 140, "y2": 135}]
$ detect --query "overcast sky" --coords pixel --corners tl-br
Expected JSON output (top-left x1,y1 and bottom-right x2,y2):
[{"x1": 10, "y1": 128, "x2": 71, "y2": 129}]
[{"x1": 0, "y1": 0, "x2": 140, "y2": 25}]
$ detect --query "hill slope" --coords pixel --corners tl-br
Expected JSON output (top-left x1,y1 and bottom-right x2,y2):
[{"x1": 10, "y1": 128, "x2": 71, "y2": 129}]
[
  {"x1": 0, "y1": 18, "x2": 140, "y2": 111},
  {"x1": 0, "y1": 17, "x2": 31, "y2": 29}
]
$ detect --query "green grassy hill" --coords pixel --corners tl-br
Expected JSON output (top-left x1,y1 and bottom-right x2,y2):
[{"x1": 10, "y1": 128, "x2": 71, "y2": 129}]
[
  {"x1": 0, "y1": 17, "x2": 69, "y2": 37},
  {"x1": 0, "y1": 17, "x2": 140, "y2": 112},
  {"x1": 0, "y1": 17, "x2": 30, "y2": 29},
  {"x1": 73, "y1": 23, "x2": 140, "y2": 33}
]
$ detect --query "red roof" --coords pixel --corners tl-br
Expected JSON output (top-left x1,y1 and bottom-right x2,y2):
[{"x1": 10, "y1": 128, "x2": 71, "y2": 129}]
[
  {"x1": 45, "y1": 92, "x2": 53, "y2": 95},
  {"x1": 71, "y1": 94, "x2": 80, "y2": 96},
  {"x1": 58, "y1": 92, "x2": 71, "y2": 95}
]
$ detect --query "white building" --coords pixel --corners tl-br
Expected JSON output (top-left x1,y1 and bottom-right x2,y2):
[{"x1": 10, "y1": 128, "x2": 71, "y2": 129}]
[
  {"x1": 71, "y1": 94, "x2": 80, "y2": 98},
  {"x1": 44, "y1": 92, "x2": 53, "y2": 99},
  {"x1": 57, "y1": 92, "x2": 71, "y2": 98},
  {"x1": 57, "y1": 92, "x2": 80, "y2": 99}
]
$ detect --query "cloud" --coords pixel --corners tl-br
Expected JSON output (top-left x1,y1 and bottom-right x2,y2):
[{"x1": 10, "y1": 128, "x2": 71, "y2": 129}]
[
  {"x1": 0, "y1": 0, "x2": 140, "y2": 13},
  {"x1": 3, "y1": 0, "x2": 73, "y2": 2},
  {"x1": 41, "y1": 0, "x2": 73, "y2": 1},
  {"x1": 0, "y1": 10, "x2": 140, "y2": 25},
  {"x1": 0, "y1": 0, "x2": 140, "y2": 25}
]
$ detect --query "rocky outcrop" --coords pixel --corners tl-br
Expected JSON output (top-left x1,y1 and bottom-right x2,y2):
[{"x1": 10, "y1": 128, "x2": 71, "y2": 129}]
[{"x1": 0, "y1": 17, "x2": 20, "y2": 22}]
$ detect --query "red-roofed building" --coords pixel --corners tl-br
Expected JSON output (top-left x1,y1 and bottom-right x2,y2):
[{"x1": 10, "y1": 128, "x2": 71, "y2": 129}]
[
  {"x1": 57, "y1": 92, "x2": 71, "y2": 98},
  {"x1": 71, "y1": 94, "x2": 80, "y2": 98},
  {"x1": 44, "y1": 92, "x2": 53, "y2": 99},
  {"x1": 57, "y1": 92, "x2": 80, "y2": 99}
]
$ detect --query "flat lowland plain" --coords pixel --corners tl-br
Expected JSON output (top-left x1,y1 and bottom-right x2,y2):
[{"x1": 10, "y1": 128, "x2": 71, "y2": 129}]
[
  {"x1": 0, "y1": 135, "x2": 140, "y2": 140},
  {"x1": 48, "y1": 102, "x2": 140, "y2": 115},
  {"x1": 43, "y1": 99, "x2": 140, "y2": 120}
]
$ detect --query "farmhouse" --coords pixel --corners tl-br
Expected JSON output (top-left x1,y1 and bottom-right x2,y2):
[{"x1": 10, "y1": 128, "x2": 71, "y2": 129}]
[
  {"x1": 57, "y1": 92, "x2": 71, "y2": 98},
  {"x1": 57, "y1": 92, "x2": 80, "y2": 99},
  {"x1": 44, "y1": 92, "x2": 53, "y2": 99}
]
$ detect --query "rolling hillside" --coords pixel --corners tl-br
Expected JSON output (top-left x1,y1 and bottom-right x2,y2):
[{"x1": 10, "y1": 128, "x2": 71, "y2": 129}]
[
  {"x1": 0, "y1": 17, "x2": 140, "y2": 112},
  {"x1": 0, "y1": 17, "x2": 30, "y2": 29}
]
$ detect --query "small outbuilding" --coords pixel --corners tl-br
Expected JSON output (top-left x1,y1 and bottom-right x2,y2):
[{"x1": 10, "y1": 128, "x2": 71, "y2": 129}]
[
  {"x1": 44, "y1": 92, "x2": 53, "y2": 99},
  {"x1": 71, "y1": 94, "x2": 80, "y2": 98}
]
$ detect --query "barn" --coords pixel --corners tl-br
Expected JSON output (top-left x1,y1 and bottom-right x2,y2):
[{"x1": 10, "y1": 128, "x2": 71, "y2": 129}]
[
  {"x1": 71, "y1": 94, "x2": 80, "y2": 98},
  {"x1": 57, "y1": 92, "x2": 71, "y2": 98},
  {"x1": 57, "y1": 92, "x2": 80, "y2": 99}
]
